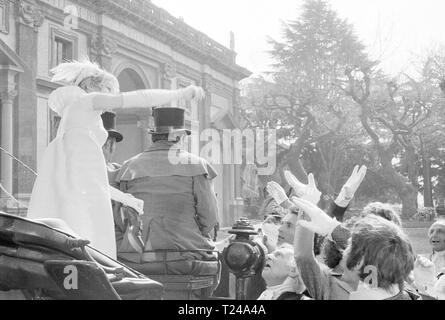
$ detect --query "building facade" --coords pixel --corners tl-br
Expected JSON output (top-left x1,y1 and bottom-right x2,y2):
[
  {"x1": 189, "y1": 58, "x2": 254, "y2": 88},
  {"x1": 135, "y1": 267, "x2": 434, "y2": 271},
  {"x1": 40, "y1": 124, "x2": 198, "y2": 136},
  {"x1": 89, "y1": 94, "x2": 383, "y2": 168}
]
[{"x1": 0, "y1": 0, "x2": 251, "y2": 227}]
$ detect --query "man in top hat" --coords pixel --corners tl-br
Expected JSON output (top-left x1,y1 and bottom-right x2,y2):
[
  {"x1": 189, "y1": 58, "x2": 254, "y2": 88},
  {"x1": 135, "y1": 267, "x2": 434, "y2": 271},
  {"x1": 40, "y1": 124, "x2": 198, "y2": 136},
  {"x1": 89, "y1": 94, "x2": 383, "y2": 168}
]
[
  {"x1": 101, "y1": 112, "x2": 144, "y2": 254},
  {"x1": 101, "y1": 112, "x2": 124, "y2": 180},
  {"x1": 114, "y1": 107, "x2": 219, "y2": 263}
]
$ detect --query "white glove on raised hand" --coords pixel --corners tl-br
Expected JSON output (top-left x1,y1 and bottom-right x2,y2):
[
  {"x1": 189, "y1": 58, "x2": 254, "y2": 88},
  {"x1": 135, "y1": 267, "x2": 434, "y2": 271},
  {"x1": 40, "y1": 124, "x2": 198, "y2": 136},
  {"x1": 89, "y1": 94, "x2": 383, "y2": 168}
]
[
  {"x1": 284, "y1": 171, "x2": 321, "y2": 205},
  {"x1": 335, "y1": 165, "x2": 367, "y2": 208},
  {"x1": 266, "y1": 181, "x2": 289, "y2": 205},
  {"x1": 182, "y1": 85, "x2": 205, "y2": 102},
  {"x1": 291, "y1": 197, "x2": 340, "y2": 236}
]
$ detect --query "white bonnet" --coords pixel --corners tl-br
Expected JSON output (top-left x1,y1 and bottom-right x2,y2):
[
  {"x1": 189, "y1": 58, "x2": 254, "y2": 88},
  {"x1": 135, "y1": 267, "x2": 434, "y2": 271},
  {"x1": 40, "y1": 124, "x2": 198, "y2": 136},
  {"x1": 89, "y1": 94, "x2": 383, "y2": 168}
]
[{"x1": 50, "y1": 58, "x2": 119, "y2": 93}]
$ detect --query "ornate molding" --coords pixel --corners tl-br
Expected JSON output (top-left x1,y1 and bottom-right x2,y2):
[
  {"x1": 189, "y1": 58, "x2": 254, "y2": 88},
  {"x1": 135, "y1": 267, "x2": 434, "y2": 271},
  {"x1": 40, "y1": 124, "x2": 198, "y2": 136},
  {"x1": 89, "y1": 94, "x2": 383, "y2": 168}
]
[
  {"x1": 0, "y1": 0, "x2": 9, "y2": 34},
  {"x1": 0, "y1": 88, "x2": 18, "y2": 104},
  {"x1": 162, "y1": 62, "x2": 176, "y2": 80},
  {"x1": 90, "y1": 33, "x2": 117, "y2": 58},
  {"x1": 17, "y1": 0, "x2": 44, "y2": 29}
]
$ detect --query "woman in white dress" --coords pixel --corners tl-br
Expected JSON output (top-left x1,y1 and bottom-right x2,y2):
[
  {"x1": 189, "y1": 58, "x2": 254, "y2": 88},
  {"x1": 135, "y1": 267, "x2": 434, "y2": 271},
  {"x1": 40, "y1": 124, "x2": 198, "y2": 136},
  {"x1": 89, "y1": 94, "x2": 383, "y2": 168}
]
[{"x1": 27, "y1": 60, "x2": 204, "y2": 259}]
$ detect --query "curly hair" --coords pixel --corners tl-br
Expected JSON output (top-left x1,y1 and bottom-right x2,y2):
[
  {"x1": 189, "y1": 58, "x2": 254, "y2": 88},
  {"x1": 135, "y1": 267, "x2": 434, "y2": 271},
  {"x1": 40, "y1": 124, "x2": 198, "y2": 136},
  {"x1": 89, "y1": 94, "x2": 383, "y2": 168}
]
[
  {"x1": 322, "y1": 204, "x2": 403, "y2": 270},
  {"x1": 362, "y1": 202, "x2": 402, "y2": 226},
  {"x1": 346, "y1": 215, "x2": 414, "y2": 291}
]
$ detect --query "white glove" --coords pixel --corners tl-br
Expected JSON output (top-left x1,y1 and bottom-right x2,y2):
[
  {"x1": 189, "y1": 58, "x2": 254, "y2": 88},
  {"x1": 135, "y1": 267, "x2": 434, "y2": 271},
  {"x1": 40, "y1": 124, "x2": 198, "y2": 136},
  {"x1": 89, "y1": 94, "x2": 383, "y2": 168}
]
[
  {"x1": 284, "y1": 171, "x2": 321, "y2": 205},
  {"x1": 291, "y1": 197, "x2": 340, "y2": 236},
  {"x1": 182, "y1": 85, "x2": 205, "y2": 102},
  {"x1": 413, "y1": 255, "x2": 437, "y2": 294},
  {"x1": 335, "y1": 165, "x2": 367, "y2": 207},
  {"x1": 266, "y1": 181, "x2": 289, "y2": 205},
  {"x1": 122, "y1": 194, "x2": 144, "y2": 216}
]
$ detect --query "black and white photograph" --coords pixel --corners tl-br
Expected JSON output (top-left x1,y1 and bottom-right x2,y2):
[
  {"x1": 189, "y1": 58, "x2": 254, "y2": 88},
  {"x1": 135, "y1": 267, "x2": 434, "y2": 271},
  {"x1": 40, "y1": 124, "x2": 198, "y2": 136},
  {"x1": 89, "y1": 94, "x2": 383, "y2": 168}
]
[{"x1": 0, "y1": 0, "x2": 445, "y2": 305}]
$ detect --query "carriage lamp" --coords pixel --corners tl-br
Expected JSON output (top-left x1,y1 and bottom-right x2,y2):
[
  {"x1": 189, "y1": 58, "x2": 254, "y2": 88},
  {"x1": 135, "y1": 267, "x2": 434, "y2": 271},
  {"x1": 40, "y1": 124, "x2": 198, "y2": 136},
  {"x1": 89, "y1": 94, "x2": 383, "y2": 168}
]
[{"x1": 222, "y1": 218, "x2": 265, "y2": 300}]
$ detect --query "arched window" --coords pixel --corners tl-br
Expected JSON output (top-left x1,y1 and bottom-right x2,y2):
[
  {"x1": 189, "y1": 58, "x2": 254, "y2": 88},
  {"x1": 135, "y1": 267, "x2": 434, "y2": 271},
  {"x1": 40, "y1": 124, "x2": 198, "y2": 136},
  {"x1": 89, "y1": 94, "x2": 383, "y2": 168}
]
[
  {"x1": 117, "y1": 68, "x2": 148, "y2": 92},
  {"x1": 113, "y1": 68, "x2": 150, "y2": 164}
]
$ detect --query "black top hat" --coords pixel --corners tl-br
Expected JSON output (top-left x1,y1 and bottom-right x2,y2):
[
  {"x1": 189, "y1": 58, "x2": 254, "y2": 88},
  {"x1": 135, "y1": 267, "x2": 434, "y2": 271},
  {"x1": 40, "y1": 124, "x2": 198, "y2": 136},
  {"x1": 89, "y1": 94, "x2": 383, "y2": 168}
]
[
  {"x1": 101, "y1": 112, "x2": 123, "y2": 143},
  {"x1": 148, "y1": 107, "x2": 191, "y2": 135}
]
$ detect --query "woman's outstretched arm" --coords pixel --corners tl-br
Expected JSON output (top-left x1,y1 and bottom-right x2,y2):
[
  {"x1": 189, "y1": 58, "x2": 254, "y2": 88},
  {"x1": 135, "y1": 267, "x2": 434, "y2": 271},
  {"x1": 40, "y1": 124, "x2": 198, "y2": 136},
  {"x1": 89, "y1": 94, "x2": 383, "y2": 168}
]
[{"x1": 84, "y1": 86, "x2": 204, "y2": 111}]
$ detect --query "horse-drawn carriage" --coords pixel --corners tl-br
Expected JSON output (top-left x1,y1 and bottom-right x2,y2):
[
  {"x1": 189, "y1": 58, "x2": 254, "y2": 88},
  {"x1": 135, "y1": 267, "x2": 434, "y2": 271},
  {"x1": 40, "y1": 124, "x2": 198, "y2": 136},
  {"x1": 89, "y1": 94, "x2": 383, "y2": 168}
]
[{"x1": 0, "y1": 212, "x2": 264, "y2": 300}]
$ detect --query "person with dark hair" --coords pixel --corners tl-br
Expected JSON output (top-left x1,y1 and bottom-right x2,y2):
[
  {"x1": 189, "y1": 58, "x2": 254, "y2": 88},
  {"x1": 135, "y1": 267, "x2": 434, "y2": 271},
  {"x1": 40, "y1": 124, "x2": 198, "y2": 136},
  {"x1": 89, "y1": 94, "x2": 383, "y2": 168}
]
[
  {"x1": 100, "y1": 111, "x2": 124, "y2": 175},
  {"x1": 100, "y1": 112, "x2": 144, "y2": 254},
  {"x1": 362, "y1": 202, "x2": 402, "y2": 226},
  {"x1": 345, "y1": 215, "x2": 415, "y2": 299},
  {"x1": 293, "y1": 197, "x2": 418, "y2": 300},
  {"x1": 293, "y1": 198, "x2": 359, "y2": 300},
  {"x1": 321, "y1": 216, "x2": 362, "y2": 271},
  {"x1": 322, "y1": 200, "x2": 403, "y2": 271}
]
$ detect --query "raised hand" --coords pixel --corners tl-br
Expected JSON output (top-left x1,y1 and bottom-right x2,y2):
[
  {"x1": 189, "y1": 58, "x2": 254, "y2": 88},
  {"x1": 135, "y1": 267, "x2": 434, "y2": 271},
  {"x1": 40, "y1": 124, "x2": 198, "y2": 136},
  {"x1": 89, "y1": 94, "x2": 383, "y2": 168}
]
[
  {"x1": 336, "y1": 165, "x2": 367, "y2": 207},
  {"x1": 266, "y1": 181, "x2": 289, "y2": 205},
  {"x1": 284, "y1": 171, "x2": 321, "y2": 205},
  {"x1": 291, "y1": 197, "x2": 340, "y2": 236},
  {"x1": 182, "y1": 85, "x2": 205, "y2": 102}
]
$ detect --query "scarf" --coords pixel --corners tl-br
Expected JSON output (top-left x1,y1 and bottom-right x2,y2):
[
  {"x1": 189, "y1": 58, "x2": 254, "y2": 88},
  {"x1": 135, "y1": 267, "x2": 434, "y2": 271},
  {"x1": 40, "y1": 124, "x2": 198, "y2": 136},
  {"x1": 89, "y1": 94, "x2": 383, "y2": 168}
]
[{"x1": 258, "y1": 278, "x2": 301, "y2": 300}]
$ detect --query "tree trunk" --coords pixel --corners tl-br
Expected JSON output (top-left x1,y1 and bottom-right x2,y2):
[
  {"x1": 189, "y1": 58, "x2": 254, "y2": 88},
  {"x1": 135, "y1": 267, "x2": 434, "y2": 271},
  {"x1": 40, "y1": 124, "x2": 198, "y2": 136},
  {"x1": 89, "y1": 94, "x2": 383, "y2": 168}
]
[
  {"x1": 399, "y1": 186, "x2": 418, "y2": 219},
  {"x1": 287, "y1": 157, "x2": 308, "y2": 183},
  {"x1": 422, "y1": 156, "x2": 434, "y2": 207},
  {"x1": 379, "y1": 150, "x2": 418, "y2": 219}
]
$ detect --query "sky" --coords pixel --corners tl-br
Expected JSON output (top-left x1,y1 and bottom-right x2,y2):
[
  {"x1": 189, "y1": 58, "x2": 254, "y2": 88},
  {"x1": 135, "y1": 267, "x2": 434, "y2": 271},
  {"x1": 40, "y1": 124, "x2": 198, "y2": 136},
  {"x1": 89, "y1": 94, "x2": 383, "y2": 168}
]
[{"x1": 151, "y1": 0, "x2": 445, "y2": 77}]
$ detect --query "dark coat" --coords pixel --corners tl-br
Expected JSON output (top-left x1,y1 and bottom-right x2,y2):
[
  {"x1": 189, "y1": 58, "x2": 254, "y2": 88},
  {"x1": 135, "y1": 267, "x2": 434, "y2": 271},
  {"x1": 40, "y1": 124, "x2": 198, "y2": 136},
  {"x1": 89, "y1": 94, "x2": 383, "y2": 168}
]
[{"x1": 115, "y1": 141, "x2": 219, "y2": 261}]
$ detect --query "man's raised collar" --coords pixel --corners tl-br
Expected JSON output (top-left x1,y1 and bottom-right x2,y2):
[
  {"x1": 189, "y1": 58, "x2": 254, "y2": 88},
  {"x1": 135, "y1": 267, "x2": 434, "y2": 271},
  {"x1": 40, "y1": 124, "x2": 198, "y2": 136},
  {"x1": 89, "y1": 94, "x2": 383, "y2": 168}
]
[{"x1": 146, "y1": 140, "x2": 181, "y2": 152}]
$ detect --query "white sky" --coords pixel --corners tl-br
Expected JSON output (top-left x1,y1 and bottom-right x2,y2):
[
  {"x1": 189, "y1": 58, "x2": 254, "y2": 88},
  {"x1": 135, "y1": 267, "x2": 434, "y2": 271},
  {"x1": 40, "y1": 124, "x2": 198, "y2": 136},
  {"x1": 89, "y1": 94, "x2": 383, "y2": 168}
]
[{"x1": 152, "y1": 0, "x2": 445, "y2": 77}]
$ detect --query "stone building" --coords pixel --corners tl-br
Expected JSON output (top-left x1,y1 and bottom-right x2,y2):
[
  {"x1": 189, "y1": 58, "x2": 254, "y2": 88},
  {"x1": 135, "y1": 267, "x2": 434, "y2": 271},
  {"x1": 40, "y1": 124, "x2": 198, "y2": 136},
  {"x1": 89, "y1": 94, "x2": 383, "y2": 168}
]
[{"x1": 0, "y1": 0, "x2": 251, "y2": 227}]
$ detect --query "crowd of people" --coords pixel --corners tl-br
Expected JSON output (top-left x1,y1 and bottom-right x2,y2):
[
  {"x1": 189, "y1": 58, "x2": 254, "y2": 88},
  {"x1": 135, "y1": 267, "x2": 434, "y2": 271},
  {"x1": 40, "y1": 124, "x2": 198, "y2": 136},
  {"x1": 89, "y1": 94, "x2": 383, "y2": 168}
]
[{"x1": 253, "y1": 167, "x2": 445, "y2": 300}]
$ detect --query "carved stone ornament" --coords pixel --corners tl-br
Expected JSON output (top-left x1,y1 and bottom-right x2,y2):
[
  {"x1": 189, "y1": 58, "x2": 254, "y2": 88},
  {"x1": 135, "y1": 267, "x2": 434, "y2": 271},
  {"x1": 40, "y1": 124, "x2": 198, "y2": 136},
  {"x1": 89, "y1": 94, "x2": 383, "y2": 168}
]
[
  {"x1": 90, "y1": 33, "x2": 117, "y2": 57},
  {"x1": 162, "y1": 62, "x2": 176, "y2": 80},
  {"x1": 0, "y1": 89, "x2": 18, "y2": 104},
  {"x1": 18, "y1": 0, "x2": 44, "y2": 29},
  {"x1": 201, "y1": 74, "x2": 214, "y2": 92}
]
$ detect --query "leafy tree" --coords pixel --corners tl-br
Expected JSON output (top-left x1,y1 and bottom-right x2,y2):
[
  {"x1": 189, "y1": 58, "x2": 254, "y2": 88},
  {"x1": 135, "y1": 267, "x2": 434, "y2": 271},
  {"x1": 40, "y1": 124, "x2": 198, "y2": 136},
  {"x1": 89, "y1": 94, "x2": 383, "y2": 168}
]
[
  {"x1": 339, "y1": 53, "x2": 445, "y2": 218},
  {"x1": 240, "y1": 0, "x2": 373, "y2": 201}
]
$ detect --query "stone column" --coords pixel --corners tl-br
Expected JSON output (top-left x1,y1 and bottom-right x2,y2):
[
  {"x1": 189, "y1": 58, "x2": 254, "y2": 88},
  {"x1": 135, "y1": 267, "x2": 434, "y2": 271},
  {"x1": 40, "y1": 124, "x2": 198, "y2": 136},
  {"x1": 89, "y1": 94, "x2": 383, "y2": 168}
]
[
  {"x1": 0, "y1": 87, "x2": 17, "y2": 196},
  {"x1": 15, "y1": 0, "x2": 44, "y2": 195},
  {"x1": 200, "y1": 73, "x2": 213, "y2": 131},
  {"x1": 91, "y1": 1, "x2": 116, "y2": 72}
]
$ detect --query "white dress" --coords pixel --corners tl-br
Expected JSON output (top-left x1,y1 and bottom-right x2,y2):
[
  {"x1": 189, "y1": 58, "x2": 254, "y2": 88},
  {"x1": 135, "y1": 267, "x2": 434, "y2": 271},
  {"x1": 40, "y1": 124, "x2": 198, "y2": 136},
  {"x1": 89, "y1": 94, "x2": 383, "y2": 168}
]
[{"x1": 27, "y1": 86, "x2": 116, "y2": 258}]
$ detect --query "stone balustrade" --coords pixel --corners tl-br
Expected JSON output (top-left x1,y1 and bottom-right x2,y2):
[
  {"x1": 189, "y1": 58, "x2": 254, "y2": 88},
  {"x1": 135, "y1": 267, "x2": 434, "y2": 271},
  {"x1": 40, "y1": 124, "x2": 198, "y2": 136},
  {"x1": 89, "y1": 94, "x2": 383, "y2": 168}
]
[{"x1": 111, "y1": 0, "x2": 236, "y2": 65}]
